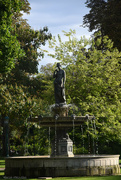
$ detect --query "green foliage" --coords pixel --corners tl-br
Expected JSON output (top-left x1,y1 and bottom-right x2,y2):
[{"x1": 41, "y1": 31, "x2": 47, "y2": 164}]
[
  {"x1": 0, "y1": 0, "x2": 24, "y2": 73},
  {"x1": 83, "y1": 0, "x2": 106, "y2": 32},
  {"x1": 38, "y1": 63, "x2": 55, "y2": 106},
  {"x1": 14, "y1": 24, "x2": 51, "y2": 75},
  {"x1": 0, "y1": 84, "x2": 34, "y2": 119},
  {"x1": 83, "y1": 0, "x2": 121, "y2": 51},
  {"x1": 41, "y1": 30, "x2": 121, "y2": 154},
  {"x1": 9, "y1": 126, "x2": 49, "y2": 156},
  {"x1": 23, "y1": 126, "x2": 49, "y2": 156},
  {"x1": 4, "y1": 1, "x2": 52, "y2": 95},
  {"x1": 0, "y1": 0, "x2": 52, "y2": 156}
]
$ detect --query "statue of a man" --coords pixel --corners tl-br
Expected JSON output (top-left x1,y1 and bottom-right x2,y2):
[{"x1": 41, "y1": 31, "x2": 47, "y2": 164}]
[{"x1": 53, "y1": 63, "x2": 66, "y2": 105}]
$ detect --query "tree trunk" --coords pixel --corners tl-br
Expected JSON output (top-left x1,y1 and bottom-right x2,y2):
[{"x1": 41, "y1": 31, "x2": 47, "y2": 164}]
[{"x1": 1, "y1": 115, "x2": 9, "y2": 157}]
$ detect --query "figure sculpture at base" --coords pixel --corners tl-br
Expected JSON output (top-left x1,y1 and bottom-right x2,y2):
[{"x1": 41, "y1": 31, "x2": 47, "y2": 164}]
[{"x1": 53, "y1": 63, "x2": 66, "y2": 106}]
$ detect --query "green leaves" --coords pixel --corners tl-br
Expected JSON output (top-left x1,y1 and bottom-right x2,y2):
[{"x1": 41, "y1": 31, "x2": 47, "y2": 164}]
[
  {"x1": 83, "y1": 0, "x2": 121, "y2": 51},
  {"x1": 0, "y1": 0, "x2": 25, "y2": 73},
  {"x1": 41, "y1": 30, "x2": 121, "y2": 146}
]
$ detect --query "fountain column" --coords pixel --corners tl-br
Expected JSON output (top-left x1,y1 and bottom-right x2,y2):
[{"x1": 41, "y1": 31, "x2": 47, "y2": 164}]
[{"x1": 51, "y1": 105, "x2": 74, "y2": 157}]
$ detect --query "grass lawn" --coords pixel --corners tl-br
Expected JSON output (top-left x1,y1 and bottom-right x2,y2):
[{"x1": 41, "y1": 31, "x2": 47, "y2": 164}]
[
  {"x1": 0, "y1": 173, "x2": 121, "y2": 180},
  {"x1": 0, "y1": 159, "x2": 5, "y2": 168},
  {"x1": 0, "y1": 158, "x2": 121, "y2": 180}
]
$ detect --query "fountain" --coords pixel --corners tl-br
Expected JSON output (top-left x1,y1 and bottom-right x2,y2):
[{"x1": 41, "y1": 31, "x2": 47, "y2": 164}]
[{"x1": 5, "y1": 63, "x2": 120, "y2": 178}]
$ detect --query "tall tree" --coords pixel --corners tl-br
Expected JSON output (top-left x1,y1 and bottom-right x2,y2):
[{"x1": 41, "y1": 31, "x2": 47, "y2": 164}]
[
  {"x1": 83, "y1": 0, "x2": 121, "y2": 51},
  {"x1": 7, "y1": 0, "x2": 52, "y2": 86},
  {"x1": 0, "y1": 0, "x2": 52, "y2": 156},
  {"x1": 83, "y1": 0, "x2": 106, "y2": 32},
  {"x1": 0, "y1": 0, "x2": 24, "y2": 73}
]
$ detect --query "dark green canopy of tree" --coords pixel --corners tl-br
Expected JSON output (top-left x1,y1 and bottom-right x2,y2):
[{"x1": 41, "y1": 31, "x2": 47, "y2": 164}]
[
  {"x1": 0, "y1": 0, "x2": 52, "y2": 121},
  {"x1": 0, "y1": 0, "x2": 24, "y2": 73},
  {"x1": 0, "y1": 0, "x2": 52, "y2": 156},
  {"x1": 8, "y1": 0, "x2": 52, "y2": 86},
  {"x1": 83, "y1": 0, "x2": 121, "y2": 51}
]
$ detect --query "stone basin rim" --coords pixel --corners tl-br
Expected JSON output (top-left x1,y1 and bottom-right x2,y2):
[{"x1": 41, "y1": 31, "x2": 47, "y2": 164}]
[{"x1": 5, "y1": 154, "x2": 120, "y2": 159}]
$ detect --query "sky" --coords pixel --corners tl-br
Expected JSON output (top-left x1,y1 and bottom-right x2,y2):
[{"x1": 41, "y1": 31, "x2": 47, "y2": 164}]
[{"x1": 23, "y1": 0, "x2": 92, "y2": 69}]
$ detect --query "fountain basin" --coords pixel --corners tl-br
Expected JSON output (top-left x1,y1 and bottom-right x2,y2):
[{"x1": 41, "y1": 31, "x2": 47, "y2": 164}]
[{"x1": 5, "y1": 155, "x2": 120, "y2": 178}]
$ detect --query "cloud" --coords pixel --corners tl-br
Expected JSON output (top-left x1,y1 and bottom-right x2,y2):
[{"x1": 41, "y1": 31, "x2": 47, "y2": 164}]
[
  {"x1": 23, "y1": 0, "x2": 91, "y2": 67},
  {"x1": 24, "y1": 13, "x2": 81, "y2": 27},
  {"x1": 24, "y1": 0, "x2": 88, "y2": 29},
  {"x1": 29, "y1": 0, "x2": 85, "y2": 15}
]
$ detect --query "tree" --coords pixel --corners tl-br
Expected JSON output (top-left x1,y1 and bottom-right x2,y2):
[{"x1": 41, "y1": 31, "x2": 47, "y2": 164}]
[
  {"x1": 0, "y1": 0, "x2": 52, "y2": 121},
  {"x1": 0, "y1": 0, "x2": 52, "y2": 156},
  {"x1": 83, "y1": 0, "x2": 106, "y2": 32},
  {"x1": 38, "y1": 64, "x2": 55, "y2": 104},
  {"x1": 1, "y1": 0, "x2": 51, "y2": 86},
  {"x1": 83, "y1": 0, "x2": 121, "y2": 51},
  {"x1": 41, "y1": 30, "x2": 121, "y2": 154},
  {"x1": 6, "y1": 0, "x2": 52, "y2": 85},
  {"x1": 0, "y1": 0, "x2": 24, "y2": 73}
]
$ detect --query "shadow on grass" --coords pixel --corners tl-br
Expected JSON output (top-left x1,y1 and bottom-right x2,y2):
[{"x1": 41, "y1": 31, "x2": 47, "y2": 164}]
[
  {"x1": 0, "y1": 172, "x2": 29, "y2": 180},
  {"x1": 1, "y1": 174, "x2": 121, "y2": 180}
]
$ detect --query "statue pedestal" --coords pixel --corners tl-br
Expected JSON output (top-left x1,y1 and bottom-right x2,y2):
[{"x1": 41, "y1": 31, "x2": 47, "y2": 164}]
[
  {"x1": 51, "y1": 104, "x2": 74, "y2": 157},
  {"x1": 58, "y1": 136, "x2": 74, "y2": 157},
  {"x1": 51, "y1": 104, "x2": 69, "y2": 117}
]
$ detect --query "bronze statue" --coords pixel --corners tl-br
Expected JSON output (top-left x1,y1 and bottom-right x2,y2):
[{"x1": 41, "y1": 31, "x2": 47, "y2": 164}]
[{"x1": 53, "y1": 63, "x2": 66, "y2": 105}]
